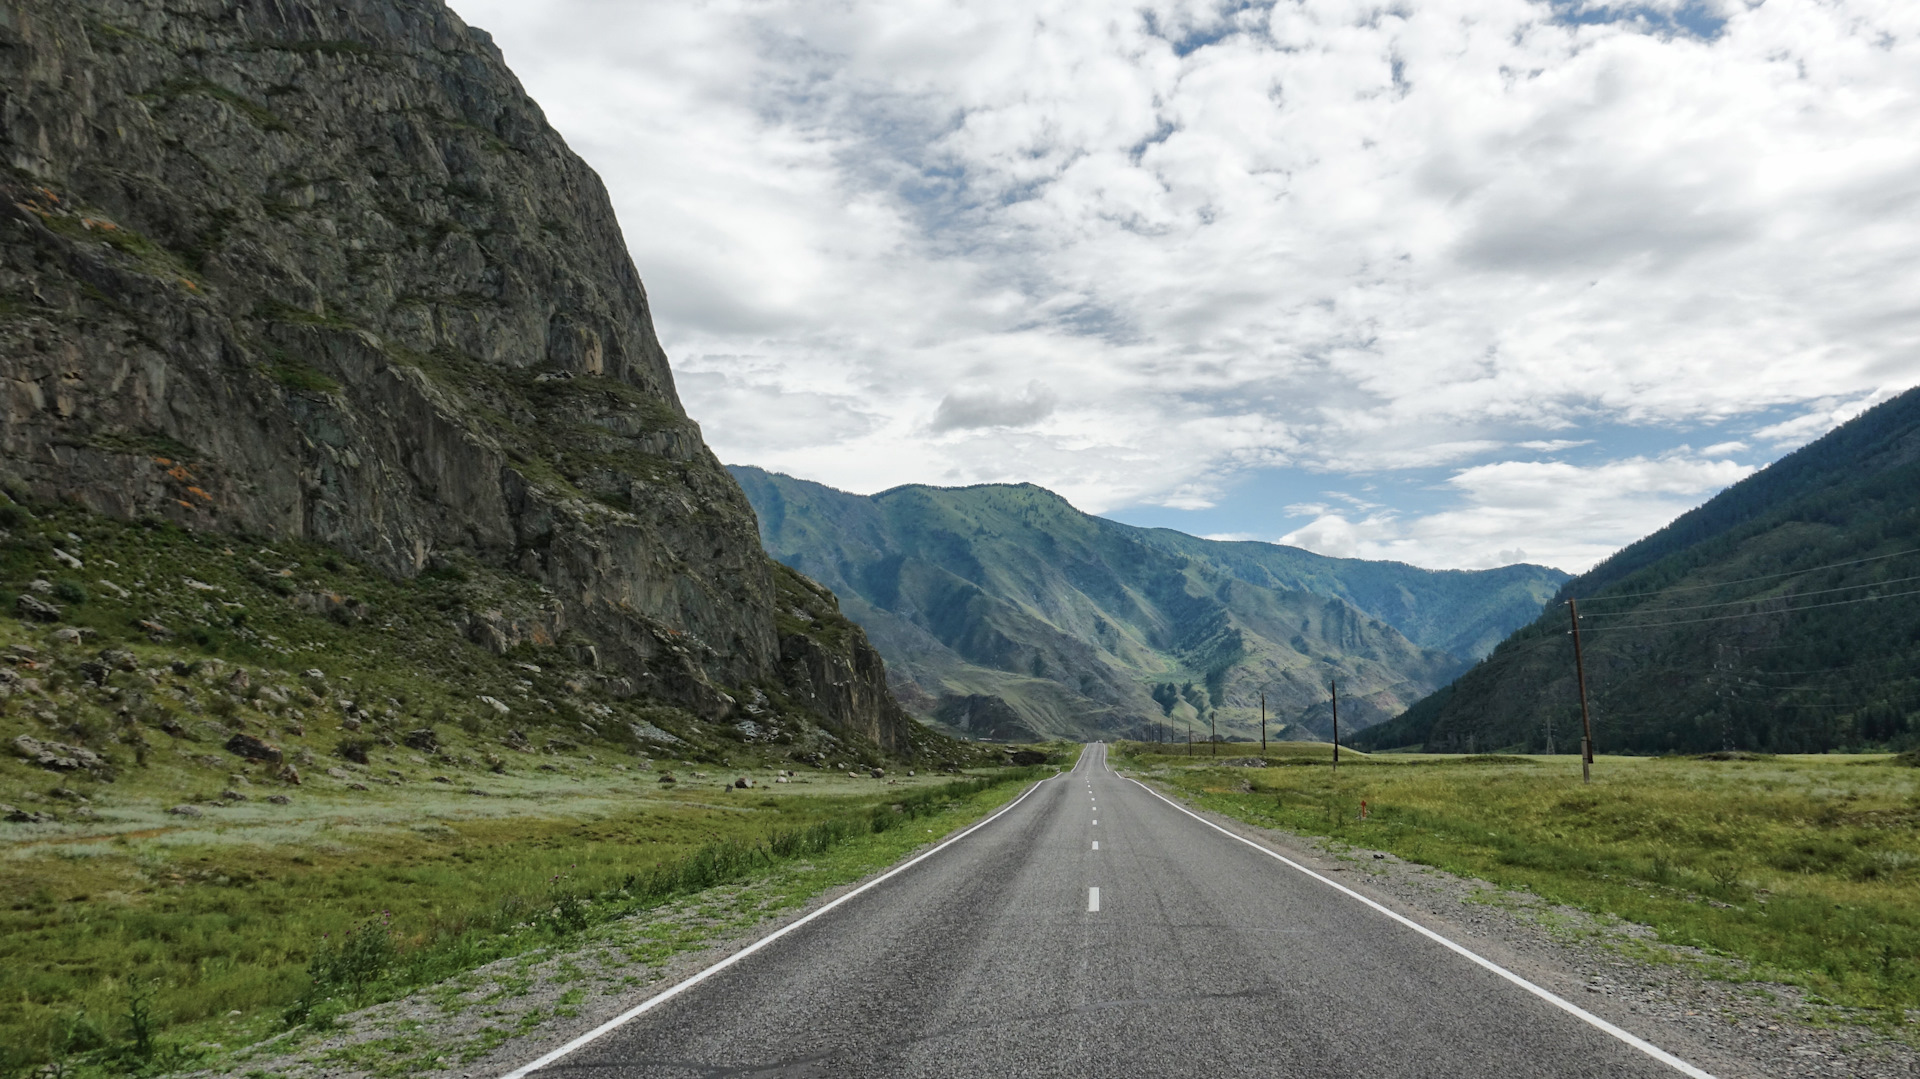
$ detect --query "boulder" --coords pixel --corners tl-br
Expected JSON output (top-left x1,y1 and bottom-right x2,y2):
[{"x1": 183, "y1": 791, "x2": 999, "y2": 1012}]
[
  {"x1": 15, "y1": 594, "x2": 61, "y2": 621},
  {"x1": 224, "y1": 733, "x2": 284, "y2": 764},
  {"x1": 167, "y1": 804, "x2": 203, "y2": 818},
  {"x1": 12, "y1": 734, "x2": 108, "y2": 773}
]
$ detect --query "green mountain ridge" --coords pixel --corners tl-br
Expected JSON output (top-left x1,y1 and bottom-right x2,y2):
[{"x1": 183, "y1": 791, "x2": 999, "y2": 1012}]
[
  {"x1": 1359, "y1": 385, "x2": 1920, "y2": 755},
  {"x1": 731, "y1": 467, "x2": 1568, "y2": 742}
]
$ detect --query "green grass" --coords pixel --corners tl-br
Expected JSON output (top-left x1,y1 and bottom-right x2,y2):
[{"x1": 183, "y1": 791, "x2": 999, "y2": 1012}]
[
  {"x1": 1114, "y1": 742, "x2": 1920, "y2": 1018},
  {"x1": 0, "y1": 765, "x2": 1050, "y2": 1075},
  {"x1": 0, "y1": 492, "x2": 1032, "y2": 1074}
]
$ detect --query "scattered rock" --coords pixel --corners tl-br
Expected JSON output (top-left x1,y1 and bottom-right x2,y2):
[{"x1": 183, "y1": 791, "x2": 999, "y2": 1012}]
[
  {"x1": 268, "y1": 794, "x2": 292, "y2": 805},
  {"x1": 224, "y1": 733, "x2": 284, "y2": 764},
  {"x1": 868, "y1": 767, "x2": 886, "y2": 779},
  {"x1": 100, "y1": 648, "x2": 136, "y2": 671},
  {"x1": 2, "y1": 803, "x2": 55, "y2": 823},
  {"x1": 734, "y1": 776, "x2": 753, "y2": 788},
  {"x1": 26, "y1": 579, "x2": 52, "y2": 594},
  {"x1": 478, "y1": 694, "x2": 511, "y2": 715},
  {"x1": 277, "y1": 764, "x2": 301, "y2": 785},
  {"x1": 137, "y1": 618, "x2": 174, "y2": 640},
  {"x1": 347, "y1": 782, "x2": 369, "y2": 791},
  {"x1": 658, "y1": 772, "x2": 676, "y2": 784},
  {"x1": 159, "y1": 717, "x2": 186, "y2": 737},
  {"x1": 15, "y1": 594, "x2": 62, "y2": 621},
  {"x1": 219, "y1": 788, "x2": 248, "y2": 802},
  {"x1": 52, "y1": 547, "x2": 82, "y2": 569},
  {"x1": 12, "y1": 734, "x2": 109, "y2": 773},
  {"x1": 629, "y1": 721, "x2": 686, "y2": 746},
  {"x1": 402, "y1": 728, "x2": 439, "y2": 752},
  {"x1": 167, "y1": 804, "x2": 203, "y2": 818},
  {"x1": 431, "y1": 775, "x2": 451, "y2": 783},
  {"x1": 50, "y1": 626, "x2": 86, "y2": 645},
  {"x1": 226, "y1": 669, "x2": 251, "y2": 695},
  {"x1": 326, "y1": 766, "x2": 352, "y2": 779}
]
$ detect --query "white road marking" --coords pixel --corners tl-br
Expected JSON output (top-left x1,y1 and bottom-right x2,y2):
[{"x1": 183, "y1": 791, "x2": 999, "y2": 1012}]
[
  {"x1": 496, "y1": 775, "x2": 1058, "y2": 1079},
  {"x1": 1091, "y1": 841, "x2": 1099, "y2": 850},
  {"x1": 1088, "y1": 886, "x2": 1100, "y2": 912},
  {"x1": 1127, "y1": 778, "x2": 1718, "y2": 1079},
  {"x1": 1092, "y1": 820, "x2": 1098, "y2": 825}
]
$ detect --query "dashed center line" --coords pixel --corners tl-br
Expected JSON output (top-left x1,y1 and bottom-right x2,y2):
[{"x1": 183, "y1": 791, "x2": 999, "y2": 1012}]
[
  {"x1": 1091, "y1": 841, "x2": 1099, "y2": 850},
  {"x1": 1088, "y1": 887, "x2": 1100, "y2": 912}
]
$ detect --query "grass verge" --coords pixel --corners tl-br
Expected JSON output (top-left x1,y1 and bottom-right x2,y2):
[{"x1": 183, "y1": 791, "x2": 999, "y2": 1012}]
[
  {"x1": 4, "y1": 764, "x2": 1058, "y2": 1077},
  {"x1": 1115, "y1": 741, "x2": 1920, "y2": 1021}
]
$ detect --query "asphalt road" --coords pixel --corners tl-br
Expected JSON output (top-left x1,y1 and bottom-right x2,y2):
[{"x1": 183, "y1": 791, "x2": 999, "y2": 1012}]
[{"x1": 522, "y1": 744, "x2": 1706, "y2": 1078}]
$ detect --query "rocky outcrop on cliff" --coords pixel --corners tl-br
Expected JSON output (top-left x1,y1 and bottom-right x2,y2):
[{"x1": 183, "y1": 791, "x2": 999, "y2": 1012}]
[{"x1": 0, "y1": 0, "x2": 922, "y2": 751}]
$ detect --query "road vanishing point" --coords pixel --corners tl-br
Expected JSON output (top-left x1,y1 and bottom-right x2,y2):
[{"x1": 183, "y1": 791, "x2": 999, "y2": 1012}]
[{"x1": 505, "y1": 743, "x2": 1714, "y2": 1078}]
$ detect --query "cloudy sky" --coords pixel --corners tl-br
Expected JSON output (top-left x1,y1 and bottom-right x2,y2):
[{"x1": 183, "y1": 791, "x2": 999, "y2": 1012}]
[{"x1": 449, "y1": 0, "x2": 1919, "y2": 573}]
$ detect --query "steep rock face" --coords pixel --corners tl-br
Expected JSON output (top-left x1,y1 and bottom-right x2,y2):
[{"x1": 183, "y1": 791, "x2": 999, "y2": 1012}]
[{"x1": 0, "y1": 0, "x2": 914, "y2": 746}]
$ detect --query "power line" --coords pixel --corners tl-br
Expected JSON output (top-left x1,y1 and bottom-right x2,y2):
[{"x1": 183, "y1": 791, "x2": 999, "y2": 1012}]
[
  {"x1": 1573, "y1": 547, "x2": 1920, "y2": 604},
  {"x1": 1578, "y1": 585, "x2": 1920, "y2": 632},
  {"x1": 1579, "y1": 572, "x2": 1920, "y2": 617}
]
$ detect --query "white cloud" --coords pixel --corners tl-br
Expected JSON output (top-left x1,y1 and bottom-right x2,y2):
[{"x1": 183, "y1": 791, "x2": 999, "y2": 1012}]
[
  {"x1": 1279, "y1": 453, "x2": 1755, "y2": 570},
  {"x1": 447, "y1": 0, "x2": 1920, "y2": 565}
]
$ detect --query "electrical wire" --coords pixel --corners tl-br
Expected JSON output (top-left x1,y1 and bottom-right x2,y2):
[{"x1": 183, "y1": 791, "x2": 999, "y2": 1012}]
[
  {"x1": 1577, "y1": 585, "x2": 1920, "y2": 632},
  {"x1": 1578, "y1": 572, "x2": 1920, "y2": 617},
  {"x1": 1571, "y1": 547, "x2": 1920, "y2": 604}
]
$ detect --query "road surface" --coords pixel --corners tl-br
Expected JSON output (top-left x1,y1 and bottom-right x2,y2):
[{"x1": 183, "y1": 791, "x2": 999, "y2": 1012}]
[{"x1": 517, "y1": 743, "x2": 1706, "y2": 1078}]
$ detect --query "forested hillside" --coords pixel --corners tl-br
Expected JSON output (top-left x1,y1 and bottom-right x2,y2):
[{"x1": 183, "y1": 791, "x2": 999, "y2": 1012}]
[{"x1": 1359, "y1": 387, "x2": 1920, "y2": 754}]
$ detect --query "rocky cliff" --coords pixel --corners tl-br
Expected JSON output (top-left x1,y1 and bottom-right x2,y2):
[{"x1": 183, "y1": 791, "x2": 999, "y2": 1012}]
[{"x1": 0, "y1": 0, "x2": 921, "y2": 752}]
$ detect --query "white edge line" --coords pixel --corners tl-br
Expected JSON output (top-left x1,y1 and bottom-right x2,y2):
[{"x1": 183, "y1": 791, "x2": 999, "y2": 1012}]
[
  {"x1": 1127, "y1": 777, "x2": 1718, "y2": 1079},
  {"x1": 496, "y1": 773, "x2": 1057, "y2": 1079}
]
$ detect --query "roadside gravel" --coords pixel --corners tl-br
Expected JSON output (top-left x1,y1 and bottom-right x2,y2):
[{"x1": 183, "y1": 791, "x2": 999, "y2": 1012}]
[{"x1": 1171, "y1": 787, "x2": 1920, "y2": 1079}]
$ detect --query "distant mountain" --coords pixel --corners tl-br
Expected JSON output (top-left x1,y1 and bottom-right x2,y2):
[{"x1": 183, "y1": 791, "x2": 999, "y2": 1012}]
[
  {"x1": 731, "y1": 468, "x2": 1567, "y2": 741},
  {"x1": 1358, "y1": 386, "x2": 1920, "y2": 755}
]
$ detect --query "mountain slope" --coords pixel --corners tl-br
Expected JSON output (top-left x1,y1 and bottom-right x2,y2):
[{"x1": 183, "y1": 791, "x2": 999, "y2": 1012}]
[
  {"x1": 1359, "y1": 386, "x2": 1920, "y2": 755},
  {"x1": 0, "y1": 0, "x2": 924, "y2": 754},
  {"x1": 732, "y1": 467, "x2": 1566, "y2": 741}
]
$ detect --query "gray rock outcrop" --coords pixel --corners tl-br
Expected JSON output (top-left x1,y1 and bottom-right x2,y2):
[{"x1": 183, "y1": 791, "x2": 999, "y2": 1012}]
[{"x1": 0, "y1": 0, "x2": 923, "y2": 751}]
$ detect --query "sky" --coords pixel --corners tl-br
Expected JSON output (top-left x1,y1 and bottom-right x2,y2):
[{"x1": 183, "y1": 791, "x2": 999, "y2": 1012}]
[{"x1": 447, "y1": 0, "x2": 1920, "y2": 573}]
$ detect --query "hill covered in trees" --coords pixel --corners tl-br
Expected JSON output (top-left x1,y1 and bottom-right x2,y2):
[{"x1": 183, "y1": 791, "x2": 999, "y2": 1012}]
[{"x1": 1359, "y1": 387, "x2": 1920, "y2": 755}]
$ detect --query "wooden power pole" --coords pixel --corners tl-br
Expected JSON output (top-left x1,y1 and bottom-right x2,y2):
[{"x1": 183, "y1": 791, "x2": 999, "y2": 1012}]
[
  {"x1": 1330, "y1": 680, "x2": 1340, "y2": 774},
  {"x1": 1569, "y1": 598, "x2": 1595, "y2": 784},
  {"x1": 1260, "y1": 689, "x2": 1267, "y2": 756}
]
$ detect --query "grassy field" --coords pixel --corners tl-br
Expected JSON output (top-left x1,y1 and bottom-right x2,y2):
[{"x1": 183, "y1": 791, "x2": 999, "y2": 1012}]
[
  {"x1": 0, "y1": 491, "x2": 1070, "y2": 1075},
  {"x1": 1115, "y1": 741, "x2": 1920, "y2": 1018},
  {"x1": 1, "y1": 756, "x2": 1068, "y2": 1076}
]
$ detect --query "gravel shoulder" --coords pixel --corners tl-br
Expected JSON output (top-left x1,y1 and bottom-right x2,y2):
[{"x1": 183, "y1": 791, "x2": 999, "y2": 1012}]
[
  {"x1": 1151, "y1": 779, "x2": 1920, "y2": 1079},
  {"x1": 193, "y1": 861, "x2": 905, "y2": 1079}
]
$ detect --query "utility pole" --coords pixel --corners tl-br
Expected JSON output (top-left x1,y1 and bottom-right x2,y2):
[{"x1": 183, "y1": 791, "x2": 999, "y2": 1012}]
[
  {"x1": 1569, "y1": 598, "x2": 1595, "y2": 784},
  {"x1": 1260, "y1": 689, "x2": 1267, "y2": 756},
  {"x1": 1186, "y1": 716, "x2": 1192, "y2": 756},
  {"x1": 1330, "y1": 680, "x2": 1340, "y2": 774},
  {"x1": 1210, "y1": 708, "x2": 1217, "y2": 756}
]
